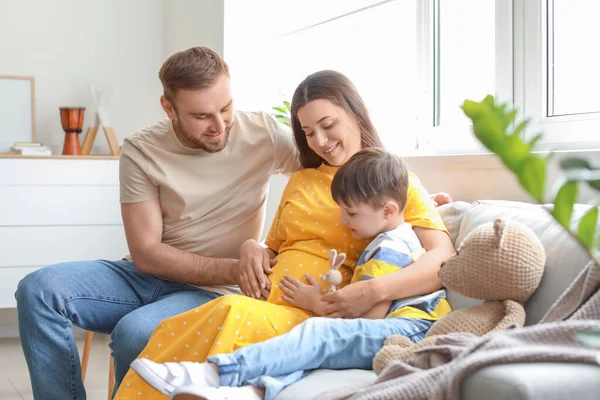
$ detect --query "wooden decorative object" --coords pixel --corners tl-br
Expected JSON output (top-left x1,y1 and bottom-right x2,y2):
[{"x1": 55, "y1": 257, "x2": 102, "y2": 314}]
[
  {"x1": 81, "y1": 86, "x2": 120, "y2": 156},
  {"x1": 60, "y1": 107, "x2": 85, "y2": 155}
]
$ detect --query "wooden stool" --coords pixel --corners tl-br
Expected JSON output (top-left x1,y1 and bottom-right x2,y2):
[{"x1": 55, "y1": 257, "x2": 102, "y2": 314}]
[{"x1": 81, "y1": 331, "x2": 115, "y2": 400}]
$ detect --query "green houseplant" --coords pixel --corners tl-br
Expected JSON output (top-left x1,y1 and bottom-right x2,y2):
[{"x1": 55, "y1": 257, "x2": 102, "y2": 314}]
[
  {"x1": 272, "y1": 100, "x2": 291, "y2": 127},
  {"x1": 461, "y1": 95, "x2": 600, "y2": 346}
]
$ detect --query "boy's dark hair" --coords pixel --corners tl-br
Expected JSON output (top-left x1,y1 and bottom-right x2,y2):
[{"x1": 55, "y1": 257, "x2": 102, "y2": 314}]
[{"x1": 331, "y1": 148, "x2": 409, "y2": 210}]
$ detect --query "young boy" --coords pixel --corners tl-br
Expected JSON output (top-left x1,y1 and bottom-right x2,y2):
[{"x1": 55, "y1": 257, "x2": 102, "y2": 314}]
[
  {"x1": 280, "y1": 147, "x2": 430, "y2": 321},
  {"x1": 131, "y1": 148, "x2": 448, "y2": 400}
]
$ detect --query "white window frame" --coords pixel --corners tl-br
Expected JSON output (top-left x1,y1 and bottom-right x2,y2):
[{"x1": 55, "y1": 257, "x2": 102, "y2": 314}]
[
  {"x1": 416, "y1": 0, "x2": 513, "y2": 155},
  {"x1": 517, "y1": 0, "x2": 600, "y2": 150}
]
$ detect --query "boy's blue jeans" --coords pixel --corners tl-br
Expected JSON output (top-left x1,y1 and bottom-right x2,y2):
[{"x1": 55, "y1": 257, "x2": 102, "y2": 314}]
[
  {"x1": 15, "y1": 259, "x2": 221, "y2": 400},
  {"x1": 209, "y1": 316, "x2": 433, "y2": 400}
]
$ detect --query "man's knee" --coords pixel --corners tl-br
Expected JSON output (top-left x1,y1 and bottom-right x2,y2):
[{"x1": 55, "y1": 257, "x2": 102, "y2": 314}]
[
  {"x1": 110, "y1": 313, "x2": 156, "y2": 362},
  {"x1": 15, "y1": 266, "x2": 57, "y2": 308}
]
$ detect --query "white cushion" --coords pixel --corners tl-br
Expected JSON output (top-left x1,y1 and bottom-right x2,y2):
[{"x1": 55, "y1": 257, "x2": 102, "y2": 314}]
[
  {"x1": 275, "y1": 369, "x2": 376, "y2": 400},
  {"x1": 437, "y1": 201, "x2": 472, "y2": 246}
]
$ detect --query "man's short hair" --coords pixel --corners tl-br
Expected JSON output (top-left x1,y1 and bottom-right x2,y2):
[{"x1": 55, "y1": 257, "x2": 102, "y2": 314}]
[
  {"x1": 159, "y1": 46, "x2": 229, "y2": 102},
  {"x1": 331, "y1": 148, "x2": 409, "y2": 210}
]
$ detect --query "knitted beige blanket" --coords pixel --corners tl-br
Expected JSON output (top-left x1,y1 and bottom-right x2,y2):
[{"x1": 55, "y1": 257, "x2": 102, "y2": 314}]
[{"x1": 321, "y1": 261, "x2": 600, "y2": 400}]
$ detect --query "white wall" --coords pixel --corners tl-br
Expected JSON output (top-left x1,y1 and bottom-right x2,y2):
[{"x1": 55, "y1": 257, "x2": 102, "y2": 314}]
[
  {"x1": 0, "y1": 0, "x2": 168, "y2": 336},
  {"x1": 0, "y1": 0, "x2": 166, "y2": 153},
  {"x1": 165, "y1": 0, "x2": 224, "y2": 56},
  {"x1": 405, "y1": 150, "x2": 600, "y2": 205}
]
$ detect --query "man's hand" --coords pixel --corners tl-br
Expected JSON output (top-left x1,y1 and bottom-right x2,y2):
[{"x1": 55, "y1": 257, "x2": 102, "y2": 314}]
[
  {"x1": 238, "y1": 239, "x2": 276, "y2": 299},
  {"x1": 430, "y1": 192, "x2": 454, "y2": 207},
  {"x1": 280, "y1": 274, "x2": 324, "y2": 314}
]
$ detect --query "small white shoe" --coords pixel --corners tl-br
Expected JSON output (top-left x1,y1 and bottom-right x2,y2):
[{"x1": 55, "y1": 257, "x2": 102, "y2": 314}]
[
  {"x1": 171, "y1": 385, "x2": 262, "y2": 400},
  {"x1": 131, "y1": 358, "x2": 219, "y2": 395}
]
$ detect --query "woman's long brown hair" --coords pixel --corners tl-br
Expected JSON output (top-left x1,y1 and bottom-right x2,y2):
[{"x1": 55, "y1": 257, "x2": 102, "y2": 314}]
[{"x1": 290, "y1": 70, "x2": 384, "y2": 169}]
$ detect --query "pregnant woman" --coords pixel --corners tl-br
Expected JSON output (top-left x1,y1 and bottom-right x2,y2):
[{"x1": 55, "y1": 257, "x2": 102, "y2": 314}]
[{"x1": 115, "y1": 70, "x2": 454, "y2": 399}]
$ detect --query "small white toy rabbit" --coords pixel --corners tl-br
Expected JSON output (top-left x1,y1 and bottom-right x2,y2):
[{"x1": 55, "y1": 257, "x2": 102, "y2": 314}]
[{"x1": 320, "y1": 249, "x2": 346, "y2": 293}]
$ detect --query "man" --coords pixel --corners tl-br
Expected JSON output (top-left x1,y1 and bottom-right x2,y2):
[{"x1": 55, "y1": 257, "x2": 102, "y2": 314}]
[{"x1": 15, "y1": 47, "x2": 299, "y2": 399}]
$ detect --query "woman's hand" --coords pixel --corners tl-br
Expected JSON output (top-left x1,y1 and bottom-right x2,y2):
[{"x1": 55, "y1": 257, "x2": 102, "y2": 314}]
[
  {"x1": 238, "y1": 239, "x2": 276, "y2": 299},
  {"x1": 321, "y1": 279, "x2": 380, "y2": 318},
  {"x1": 430, "y1": 192, "x2": 454, "y2": 207}
]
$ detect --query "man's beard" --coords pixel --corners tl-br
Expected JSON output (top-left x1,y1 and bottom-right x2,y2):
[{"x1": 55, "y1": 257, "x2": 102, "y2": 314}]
[{"x1": 175, "y1": 119, "x2": 231, "y2": 153}]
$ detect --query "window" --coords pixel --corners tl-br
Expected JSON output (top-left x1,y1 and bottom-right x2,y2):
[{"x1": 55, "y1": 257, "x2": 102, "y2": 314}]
[
  {"x1": 272, "y1": 0, "x2": 420, "y2": 152},
  {"x1": 426, "y1": 0, "x2": 504, "y2": 153},
  {"x1": 223, "y1": 0, "x2": 392, "y2": 113},
  {"x1": 548, "y1": 0, "x2": 600, "y2": 116},
  {"x1": 437, "y1": 0, "x2": 496, "y2": 126},
  {"x1": 225, "y1": 0, "x2": 600, "y2": 155},
  {"x1": 519, "y1": 0, "x2": 600, "y2": 148}
]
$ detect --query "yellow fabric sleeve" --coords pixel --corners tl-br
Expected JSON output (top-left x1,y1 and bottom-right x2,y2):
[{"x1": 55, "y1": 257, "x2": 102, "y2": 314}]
[{"x1": 405, "y1": 173, "x2": 448, "y2": 235}]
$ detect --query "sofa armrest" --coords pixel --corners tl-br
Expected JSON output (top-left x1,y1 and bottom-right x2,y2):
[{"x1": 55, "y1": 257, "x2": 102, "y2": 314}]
[{"x1": 461, "y1": 363, "x2": 600, "y2": 400}]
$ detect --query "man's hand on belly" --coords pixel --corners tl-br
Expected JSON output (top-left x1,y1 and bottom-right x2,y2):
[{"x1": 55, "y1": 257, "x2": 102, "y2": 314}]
[{"x1": 238, "y1": 239, "x2": 276, "y2": 299}]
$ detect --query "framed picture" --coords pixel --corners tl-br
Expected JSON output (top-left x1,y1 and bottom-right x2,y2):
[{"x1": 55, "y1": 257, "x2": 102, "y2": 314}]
[{"x1": 0, "y1": 75, "x2": 36, "y2": 152}]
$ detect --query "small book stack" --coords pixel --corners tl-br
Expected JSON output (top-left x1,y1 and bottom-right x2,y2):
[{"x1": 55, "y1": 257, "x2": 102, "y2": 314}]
[{"x1": 10, "y1": 142, "x2": 52, "y2": 156}]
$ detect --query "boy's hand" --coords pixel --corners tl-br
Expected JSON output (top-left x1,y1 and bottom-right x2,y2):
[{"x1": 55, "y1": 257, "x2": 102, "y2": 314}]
[
  {"x1": 280, "y1": 274, "x2": 324, "y2": 314},
  {"x1": 430, "y1": 192, "x2": 453, "y2": 207}
]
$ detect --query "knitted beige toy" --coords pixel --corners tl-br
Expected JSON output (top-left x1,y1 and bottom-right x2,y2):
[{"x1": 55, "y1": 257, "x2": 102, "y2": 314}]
[
  {"x1": 373, "y1": 218, "x2": 546, "y2": 374},
  {"x1": 321, "y1": 249, "x2": 346, "y2": 293}
]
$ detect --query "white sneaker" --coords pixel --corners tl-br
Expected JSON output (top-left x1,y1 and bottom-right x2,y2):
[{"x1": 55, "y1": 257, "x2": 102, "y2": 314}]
[
  {"x1": 171, "y1": 385, "x2": 262, "y2": 400},
  {"x1": 131, "y1": 358, "x2": 219, "y2": 395}
]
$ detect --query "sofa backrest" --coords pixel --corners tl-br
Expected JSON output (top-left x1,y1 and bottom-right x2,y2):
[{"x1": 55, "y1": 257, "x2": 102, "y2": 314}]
[{"x1": 438, "y1": 200, "x2": 593, "y2": 325}]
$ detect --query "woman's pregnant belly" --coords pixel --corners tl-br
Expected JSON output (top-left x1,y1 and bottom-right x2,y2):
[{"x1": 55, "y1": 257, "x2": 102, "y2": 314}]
[{"x1": 266, "y1": 249, "x2": 353, "y2": 307}]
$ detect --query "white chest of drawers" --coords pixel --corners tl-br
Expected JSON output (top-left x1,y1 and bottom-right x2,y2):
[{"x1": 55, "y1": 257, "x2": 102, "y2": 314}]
[{"x1": 0, "y1": 156, "x2": 129, "y2": 308}]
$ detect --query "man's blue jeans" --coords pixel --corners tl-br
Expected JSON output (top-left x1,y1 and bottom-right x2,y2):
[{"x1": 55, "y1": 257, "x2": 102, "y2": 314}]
[
  {"x1": 208, "y1": 316, "x2": 433, "y2": 400},
  {"x1": 15, "y1": 259, "x2": 222, "y2": 400}
]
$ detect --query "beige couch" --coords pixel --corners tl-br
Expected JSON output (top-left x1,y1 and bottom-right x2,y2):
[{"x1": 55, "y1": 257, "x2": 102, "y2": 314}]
[{"x1": 277, "y1": 200, "x2": 600, "y2": 400}]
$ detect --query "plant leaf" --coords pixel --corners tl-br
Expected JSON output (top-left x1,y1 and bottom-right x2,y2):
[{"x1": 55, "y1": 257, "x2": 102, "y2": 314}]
[
  {"x1": 578, "y1": 206, "x2": 598, "y2": 249},
  {"x1": 272, "y1": 106, "x2": 288, "y2": 113},
  {"x1": 564, "y1": 169, "x2": 600, "y2": 192},
  {"x1": 528, "y1": 132, "x2": 543, "y2": 150},
  {"x1": 552, "y1": 181, "x2": 578, "y2": 228},
  {"x1": 274, "y1": 115, "x2": 290, "y2": 126},
  {"x1": 560, "y1": 157, "x2": 592, "y2": 170},
  {"x1": 518, "y1": 156, "x2": 547, "y2": 203},
  {"x1": 589, "y1": 180, "x2": 600, "y2": 191},
  {"x1": 505, "y1": 135, "x2": 530, "y2": 170}
]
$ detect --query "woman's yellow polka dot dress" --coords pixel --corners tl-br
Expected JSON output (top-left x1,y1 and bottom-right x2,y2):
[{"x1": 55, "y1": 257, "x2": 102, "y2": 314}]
[{"x1": 115, "y1": 164, "x2": 446, "y2": 399}]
